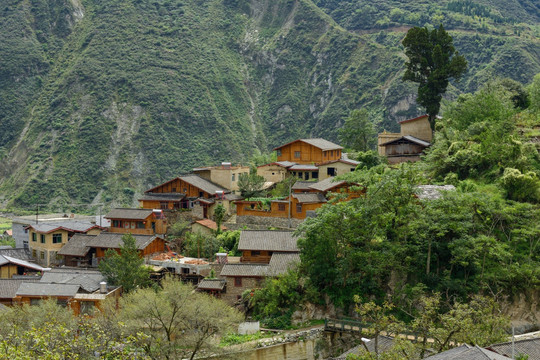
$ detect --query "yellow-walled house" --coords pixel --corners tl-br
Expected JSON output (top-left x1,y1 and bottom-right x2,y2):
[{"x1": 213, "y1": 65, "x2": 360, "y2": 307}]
[
  {"x1": 193, "y1": 163, "x2": 250, "y2": 192},
  {"x1": 378, "y1": 114, "x2": 433, "y2": 162},
  {"x1": 317, "y1": 159, "x2": 360, "y2": 180},
  {"x1": 27, "y1": 221, "x2": 106, "y2": 267}
]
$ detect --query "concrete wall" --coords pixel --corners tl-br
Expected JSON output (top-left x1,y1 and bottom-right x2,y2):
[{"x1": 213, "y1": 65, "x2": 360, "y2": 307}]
[
  {"x1": 317, "y1": 162, "x2": 357, "y2": 180},
  {"x1": 11, "y1": 222, "x2": 29, "y2": 249},
  {"x1": 257, "y1": 165, "x2": 287, "y2": 183}
]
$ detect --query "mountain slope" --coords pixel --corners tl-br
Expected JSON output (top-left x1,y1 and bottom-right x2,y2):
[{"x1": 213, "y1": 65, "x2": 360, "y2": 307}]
[{"x1": 0, "y1": 0, "x2": 538, "y2": 209}]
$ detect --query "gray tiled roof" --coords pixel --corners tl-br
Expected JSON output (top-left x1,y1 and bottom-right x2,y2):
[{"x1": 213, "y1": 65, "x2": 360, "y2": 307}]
[
  {"x1": 292, "y1": 193, "x2": 327, "y2": 204},
  {"x1": 318, "y1": 158, "x2": 360, "y2": 166},
  {"x1": 26, "y1": 220, "x2": 103, "y2": 234},
  {"x1": 0, "y1": 248, "x2": 32, "y2": 261},
  {"x1": 0, "y1": 255, "x2": 45, "y2": 272},
  {"x1": 334, "y1": 336, "x2": 395, "y2": 359},
  {"x1": 40, "y1": 268, "x2": 104, "y2": 293},
  {"x1": 180, "y1": 174, "x2": 228, "y2": 194},
  {"x1": 300, "y1": 138, "x2": 343, "y2": 150},
  {"x1": 426, "y1": 345, "x2": 511, "y2": 360},
  {"x1": 292, "y1": 181, "x2": 316, "y2": 191},
  {"x1": 488, "y1": 338, "x2": 540, "y2": 360},
  {"x1": 268, "y1": 252, "x2": 300, "y2": 275},
  {"x1": 105, "y1": 208, "x2": 154, "y2": 220},
  {"x1": 138, "y1": 192, "x2": 185, "y2": 201},
  {"x1": 0, "y1": 279, "x2": 39, "y2": 298},
  {"x1": 220, "y1": 264, "x2": 269, "y2": 277},
  {"x1": 308, "y1": 177, "x2": 347, "y2": 192},
  {"x1": 416, "y1": 185, "x2": 456, "y2": 200},
  {"x1": 91, "y1": 232, "x2": 160, "y2": 251},
  {"x1": 57, "y1": 234, "x2": 96, "y2": 256},
  {"x1": 274, "y1": 161, "x2": 297, "y2": 168},
  {"x1": 197, "y1": 279, "x2": 226, "y2": 290},
  {"x1": 380, "y1": 135, "x2": 431, "y2": 147},
  {"x1": 238, "y1": 230, "x2": 298, "y2": 252},
  {"x1": 16, "y1": 282, "x2": 81, "y2": 297},
  {"x1": 289, "y1": 164, "x2": 319, "y2": 171}
]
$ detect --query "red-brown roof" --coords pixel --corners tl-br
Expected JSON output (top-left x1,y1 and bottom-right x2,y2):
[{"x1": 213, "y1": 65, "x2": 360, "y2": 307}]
[
  {"x1": 398, "y1": 114, "x2": 428, "y2": 124},
  {"x1": 194, "y1": 219, "x2": 227, "y2": 231}
]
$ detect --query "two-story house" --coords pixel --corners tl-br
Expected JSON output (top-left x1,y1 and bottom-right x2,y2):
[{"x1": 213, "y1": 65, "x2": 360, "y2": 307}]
[
  {"x1": 274, "y1": 138, "x2": 343, "y2": 164},
  {"x1": 105, "y1": 208, "x2": 167, "y2": 236}
]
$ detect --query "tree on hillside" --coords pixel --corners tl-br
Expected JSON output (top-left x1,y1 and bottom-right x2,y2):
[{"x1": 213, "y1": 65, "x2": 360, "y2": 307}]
[
  {"x1": 339, "y1": 109, "x2": 377, "y2": 151},
  {"x1": 238, "y1": 172, "x2": 266, "y2": 198},
  {"x1": 402, "y1": 24, "x2": 467, "y2": 130},
  {"x1": 98, "y1": 233, "x2": 151, "y2": 293},
  {"x1": 213, "y1": 204, "x2": 226, "y2": 234}
]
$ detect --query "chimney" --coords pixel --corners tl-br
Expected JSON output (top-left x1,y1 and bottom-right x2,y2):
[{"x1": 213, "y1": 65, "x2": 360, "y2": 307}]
[
  {"x1": 216, "y1": 253, "x2": 228, "y2": 264},
  {"x1": 100, "y1": 281, "x2": 107, "y2": 294},
  {"x1": 221, "y1": 162, "x2": 231, "y2": 169}
]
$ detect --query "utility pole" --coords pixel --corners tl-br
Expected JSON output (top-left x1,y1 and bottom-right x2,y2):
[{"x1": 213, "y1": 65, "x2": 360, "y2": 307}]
[{"x1": 288, "y1": 177, "x2": 292, "y2": 229}]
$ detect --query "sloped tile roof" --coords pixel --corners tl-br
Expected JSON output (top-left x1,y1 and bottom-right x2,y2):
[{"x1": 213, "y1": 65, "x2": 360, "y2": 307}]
[
  {"x1": 180, "y1": 174, "x2": 229, "y2": 194},
  {"x1": 238, "y1": 230, "x2": 298, "y2": 252},
  {"x1": 0, "y1": 279, "x2": 39, "y2": 299},
  {"x1": 57, "y1": 234, "x2": 96, "y2": 256},
  {"x1": 26, "y1": 220, "x2": 104, "y2": 234},
  {"x1": 426, "y1": 345, "x2": 511, "y2": 360},
  {"x1": 380, "y1": 135, "x2": 431, "y2": 147},
  {"x1": 40, "y1": 268, "x2": 104, "y2": 293},
  {"x1": 289, "y1": 164, "x2": 318, "y2": 171},
  {"x1": 197, "y1": 279, "x2": 226, "y2": 290},
  {"x1": 291, "y1": 193, "x2": 327, "y2": 204},
  {"x1": 194, "y1": 219, "x2": 227, "y2": 231},
  {"x1": 274, "y1": 138, "x2": 343, "y2": 151},
  {"x1": 90, "y1": 232, "x2": 160, "y2": 251},
  {"x1": 334, "y1": 336, "x2": 396, "y2": 359},
  {"x1": 268, "y1": 252, "x2": 300, "y2": 275},
  {"x1": 292, "y1": 181, "x2": 316, "y2": 191},
  {"x1": 0, "y1": 248, "x2": 32, "y2": 261},
  {"x1": 220, "y1": 264, "x2": 269, "y2": 277},
  {"x1": 138, "y1": 192, "x2": 185, "y2": 201},
  {"x1": 16, "y1": 282, "x2": 81, "y2": 297},
  {"x1": 317, "y1": 158, "x2": 360, "y2": 166},
  {"x1": 0, "y1": 255, "x2": 46, "y2": 272},
  {"x1": 308, "y1": 177, "x2": 347, "y2": 192},
  {"x1": 105, "y1": 208, "x2": 154, "y2": 220},
  {"x1": 488, "y1": 338, "x2": 540, "y2": 360}
]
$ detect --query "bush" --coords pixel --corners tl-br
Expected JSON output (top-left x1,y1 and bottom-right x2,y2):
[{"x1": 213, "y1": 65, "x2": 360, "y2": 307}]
[{"x1": 500, "y1": 168, "x2": 540, "y2": 202}]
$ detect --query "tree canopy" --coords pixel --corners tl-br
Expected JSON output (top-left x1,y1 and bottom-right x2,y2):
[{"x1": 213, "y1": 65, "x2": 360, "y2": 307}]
[
  {"x1": 402, "y1": 24, "x2": 467, "y2": 129},
  {"x1": 338, "y1": 109, "x2": 377, "y2": 151}
]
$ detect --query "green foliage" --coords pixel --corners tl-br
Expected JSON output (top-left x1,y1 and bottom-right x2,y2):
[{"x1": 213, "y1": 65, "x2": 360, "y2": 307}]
[
  {"x1": 500, "y1": 168, "x2": 540, "y2": 202},
  {"x1": 219, "y1": 332, "x2": 272, "y2": 346},
  {"x1": 184, "y1": 231, "x2": 220, "y2": 260},
  {"x1": 0, "y1": 237, "x2": 15, "y2": 248},
  {"x1": 354, "y1": 150, "x2": 386, "y2": 169},
  {"x1": 216, "y1": 230, "x2": 241, "y2": 255},
  {"x1": 98, "y1": 233, "x2": 151, "y2": 293},
  {"x1": 213, "y1": 204, "x2": 226, "y2": 234},
  {"x1": 339, "y1": 109, "x2": 377, "y2": 151},
  {"x1": 238, "y1": 172, "x2": 266, "y2": 198},
  {"x1": 402, "y1": 24, "x2": 468, "y2": 127}
]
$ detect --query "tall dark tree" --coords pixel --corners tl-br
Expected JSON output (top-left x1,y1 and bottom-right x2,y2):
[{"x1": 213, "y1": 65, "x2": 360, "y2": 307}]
[{"x1": 402, "y1": 25, "x2": 467, "y2": 130}]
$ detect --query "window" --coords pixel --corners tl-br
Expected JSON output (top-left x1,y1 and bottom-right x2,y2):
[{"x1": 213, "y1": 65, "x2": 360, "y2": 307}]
[
  {"x1": 296, "y1": 204, "x2": 302, "y2": 213},
  {"x1": 182, "y1": 267, "x2": 190, "y2": 274},
  {"x1": 30, "y1": 299, "x2": 41, "y2": 306},
  {"x1": 276, "y1": 149, "x2": 282, "y2": 157},
  {"x1": 52, "y1": 233, "x2": 62, "y2": 244},
  {"x1": 278, "y1": 203, "x2": 286, "y2": 211},
  {"x1": 40, "y1": 251, "x2": 45, "y2": 260},
  {"x1": 32, "y1": 249, "x2": 37, "y2": 258},
  {"x1": 160, "y1": 202, "x2": 168, "y2": 209},
  {"x1": 124, "y1": 222, "x2": 130, "y2": 229},
  {"x1": 199, "y1": 191, "x2": 204, "y2": 198},
  {"x1": 330, "y1": 150, "x2": 334, "y2": 157},
  {"x1": 113, "y1": 220, "x2": 121, "y2": 228},
  {"x1": 32, "y1": 233, "x2": 37, "y2": 242},
  {"x1": 234, "y1": 277, "x2": 242, "y2": 287},
  {"x1": 57, "y1": 299, "x2": 68, "y2": 308},
  {"x1": 40, "y1": 234, "x2": 46, "y2": 244},
  {"x1": 324, "y1": 151, "x2": 327, "y2": 157},
  {"x1": 172, "y1": 187, "x2": 176, "y2": 192},
  {"x1": 294, "y1": 151, "x2": 301, "y2": 158},
  {"x1": 327, "y1": 167, "x2": 336, "y2": 176},
  {"x1": 137, "y1": 221, "x2": 145, "y2": 229},
  {"x1": 183, "y1": 188, "x2": 187, "y2": 193},
  {"x1": 312, "y1": 172, "x2": 319, "y2": 179},
  {"x1": 81, "y1": 301, "x2": 95, "y2": 315},
  {"x1": 232, "y1": 174, "x2": 235, "y2": 181},
  {"x1": 130, "y1": 221, "x2": 136, "y2": 229},
  {"x1": 251, "y1": 251, "x2": 261, "y2": 256}
]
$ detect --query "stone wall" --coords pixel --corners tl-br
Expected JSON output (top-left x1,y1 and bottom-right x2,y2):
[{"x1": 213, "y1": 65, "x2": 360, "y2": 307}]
[
  {"x1": 235, "y1": 215, "x2": 303, "y2": 229},
  {"x1": 222, "y1": 276, "x2": 261, "y2": 305}
]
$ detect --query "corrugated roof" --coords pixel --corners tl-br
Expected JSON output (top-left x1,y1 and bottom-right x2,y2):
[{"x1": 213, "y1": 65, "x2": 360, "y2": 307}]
[
  {"x1": 16, "y1": 282, "x2": 80, "y2": 297},
  {"x1": 308, "y1": 177, "x2": 347, "y2": 192},
  {"x1": 291, "y1": 193, "x2": 327, "y2": 204},
  {"x1": 105, "y1": 208, "x2": 154, "y2": 220},
  {"x1": 488, "y1": 338, "x2": 540, "y2": 360},
  {"x1": 238, "y1": 230, "x2": 298, "y2": 252},
  {"x1": 40, "y1": 268, "x2": 104, "y2": 293},
  {"x1": 268, "y1": 252, "x2": 300, "y2": 275},
  {"x1": 57, "y1": 234, "x2": 96, "y2": 256},
  {"x1": 91, "y1": 232, "x2": 159, "y2": 250},
  {"x1": 26, "y1": 220, "x2": 104, "y2": 234},
  {"x1": 0, "y1": 279, "x2": 39, "y2": 298},
  {"x1": 138, "y1": 193, "x2": 185, "y2": 201},
  {"x1": 220, "y1": 264, "x2": 268, "y2": 277},
  {"x1": 380, "y1": 135, "x2": 431, "y2": 147},
  {"x1": 197, "y1": 279, "x2": 226, "y2": 290},
  {"x1": 180, "y1": 174, "x2": 229, "y2": 194},
  {"x1": 274, "y1": 138, "x2": 343, "y2": 151},
  {"x1": 289, "y1": 164, "x2": 319, "y2": 171}
]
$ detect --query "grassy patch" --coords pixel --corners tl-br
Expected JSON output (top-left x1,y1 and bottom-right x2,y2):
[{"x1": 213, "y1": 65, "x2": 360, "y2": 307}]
[
  {"x1": 0, "y1": 217, "x2": 12, "y2": 232},
  {"x1": 219, "y1": 332, "x2": 274, "y2": 347}
]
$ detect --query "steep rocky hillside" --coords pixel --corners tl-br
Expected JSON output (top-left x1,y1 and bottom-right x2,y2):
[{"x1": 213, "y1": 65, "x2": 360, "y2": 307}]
[{"x1": 0, "y1": 0, "x2": 538, "y2": 209}]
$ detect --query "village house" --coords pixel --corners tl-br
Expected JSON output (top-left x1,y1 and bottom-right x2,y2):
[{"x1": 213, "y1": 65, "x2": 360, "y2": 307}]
[
  {"x1": 256, "y1": 161, "x2": 294, "y2": 183},
  {"x1": 149, "y1": 253, "x2": 211, "y2": 281},
  {"x1": 196, "y1": 278, "x2": 226, "y2": 297},
  {"x1": 218, "y1": 230, "x2": 300, "y2": 304},
  {"x1": 193, "y1": 163, "x2": 250, "y2": 193},
  {"x1": 317, "y1": 158, "x2": 360, "y2": 180},
  {"x1": 274, "y1": 138, "x2": 343, "y2": 164},
  {"x1": 377, "y1": 114, "x2": 433, "y2": 164},
  {"x1": 106, "y1": 208, "x2": 167, "y2": 236},
  {"x1": 0, "y1": 254, "x2": 46, "y2": 278},
  {"x1": 26, "y1": 221, "x2": 106, "y2": 267},
  {"x1": 191, "y1": 219, "x2": 227, "y2": 237},
  {"x1": 13, "y1": 268, "x2": 121, "y2": 315},
  {"x1": 58, "y1": 232, "x2": 166, "y2": 267},
  {"x1": 140, "y1": 174, "x2": 238, "y2": 218},
  {"x1": 0, "y1": 279, "x2": 40, "y2": 305}
]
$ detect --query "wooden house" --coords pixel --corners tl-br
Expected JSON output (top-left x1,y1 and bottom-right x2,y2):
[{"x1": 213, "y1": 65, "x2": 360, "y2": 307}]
[
  {"x1": 238, "y1": 230, "x2": 298, "y2": 264},
  {"x1": 196, "y1": 278, "x2": 226, "y2": 298},
  {"x1": 106, "y1": 208, "x2": 167, "y2": 235},
  {"x1": 58, "y1": 232, "x2": 166, "y2": 266},
  {"x1": 274, "y1": 138, "x2": 343, "y2": 164},
  {"x1": 26, "y1": 221, "x2": 106, "y2": 267},
  {"x1": 0, "y1": 255, "x2": 46, "y2": 278},
  {"x1": 377, "y1": 114, "x2": 433, "y2": 163}
]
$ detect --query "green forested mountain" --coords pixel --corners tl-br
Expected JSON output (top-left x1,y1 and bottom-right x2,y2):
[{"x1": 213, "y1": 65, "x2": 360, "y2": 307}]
[{"x1": 0, "y1": 0, "x2": 539, "y2": 208}]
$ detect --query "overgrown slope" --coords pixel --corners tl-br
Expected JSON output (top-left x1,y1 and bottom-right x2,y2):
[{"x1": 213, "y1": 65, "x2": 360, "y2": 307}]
[{"x1": 0, "y1": 0, "x2": 538, "y2": 209}]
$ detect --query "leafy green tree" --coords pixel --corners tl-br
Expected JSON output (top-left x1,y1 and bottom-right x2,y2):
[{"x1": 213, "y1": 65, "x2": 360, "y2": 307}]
[
  {"x1": 184, "y1": 231, "x2": 220, "y2": 260},
  {"x1": 339, "y1": 109, "x2": 377, "y2": 151},
  {"x1": 120, "y1": 277, "x2": 242, "y2": 360},
  {"x1": 213, "y1": 204, "x2": 226, "y2": 234},
  {"x1": 238, "y1": 172, "x2": 266, "y2": 198},
  {"x1": 98, "y1": 233, "x2": 151, "y2": 293},
  {"x1": 402, "y1": 24, "x2": 467, "y2": 129},
  {"x1": 355, "y1": 150, "x2": 386, "y2": 169}
]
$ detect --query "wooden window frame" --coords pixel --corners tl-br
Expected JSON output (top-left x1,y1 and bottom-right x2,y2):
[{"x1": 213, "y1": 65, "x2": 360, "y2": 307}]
[
  {"x1": 52, "y1": 233, "x2": 62, "y2": 244},
  {"x1": 234, "y1": 277, "x2": 242, "y2": 287}
]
